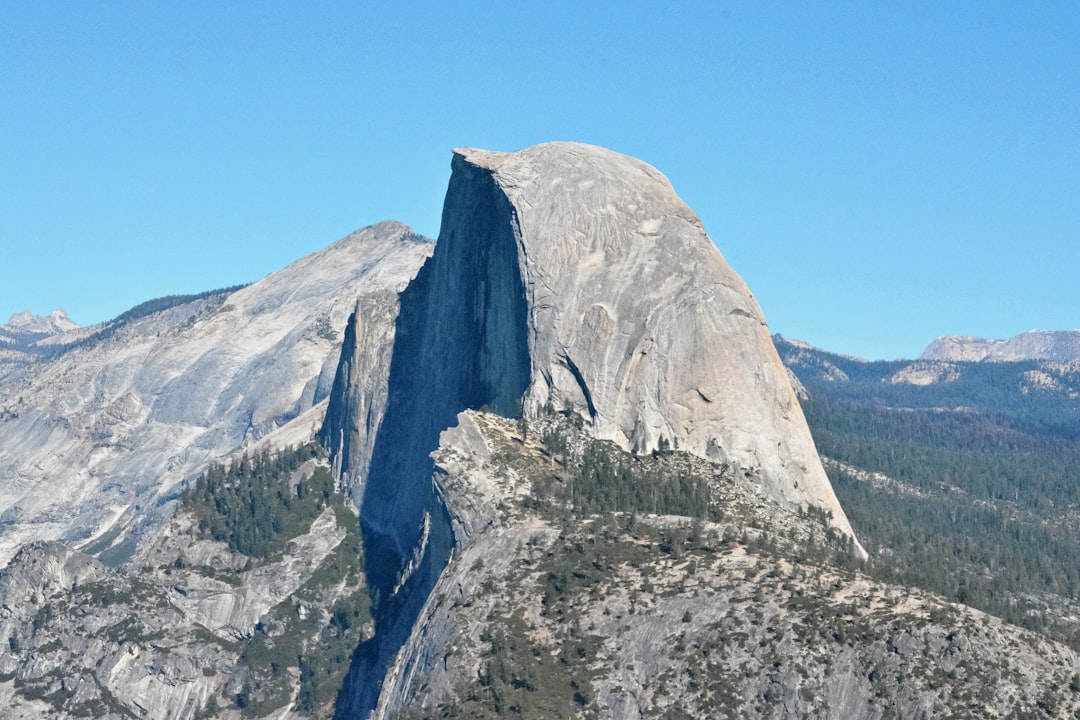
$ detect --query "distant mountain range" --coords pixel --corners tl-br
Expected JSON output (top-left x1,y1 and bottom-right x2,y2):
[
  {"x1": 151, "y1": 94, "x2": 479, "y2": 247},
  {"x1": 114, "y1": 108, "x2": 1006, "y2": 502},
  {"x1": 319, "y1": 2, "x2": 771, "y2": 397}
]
[{"x1": 921, "y1": 329, "x2": 1080, "y2": 363}]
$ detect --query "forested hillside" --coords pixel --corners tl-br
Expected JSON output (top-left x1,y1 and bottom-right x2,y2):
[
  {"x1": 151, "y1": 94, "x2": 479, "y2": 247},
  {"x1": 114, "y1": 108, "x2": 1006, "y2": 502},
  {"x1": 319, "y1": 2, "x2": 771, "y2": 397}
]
[
  {"x1": 776, "y1": 337, "x2": 1080, "y2": 645},
  {"x1": 376, "y1": 411, "x2": 1080, "y2": 719}
]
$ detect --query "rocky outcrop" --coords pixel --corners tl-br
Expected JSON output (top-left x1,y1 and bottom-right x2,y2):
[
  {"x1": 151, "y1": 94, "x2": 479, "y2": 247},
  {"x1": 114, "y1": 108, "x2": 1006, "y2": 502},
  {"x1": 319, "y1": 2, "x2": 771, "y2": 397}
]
[
  {"x1": 922, "y1": 330, "x2": 1080, "y2": 363},
  {"x1": 888, "y1": 361, "x2": 960, "y2": 386},
  {"x1": 0, "y1": 540, "x2": 229, "y2": 720},
  {"x1": 0, "y1": 452, "x2": 369, "y2": 720},
  {"x1": 0, "y1": 221, "x2": 432, "y2": 566},
  {"x1": 318, "y1": 281, "x2": 438, "y2": 510},
  {"x1": 1, "y1": 309, "x2": 79, "y2": 342}
]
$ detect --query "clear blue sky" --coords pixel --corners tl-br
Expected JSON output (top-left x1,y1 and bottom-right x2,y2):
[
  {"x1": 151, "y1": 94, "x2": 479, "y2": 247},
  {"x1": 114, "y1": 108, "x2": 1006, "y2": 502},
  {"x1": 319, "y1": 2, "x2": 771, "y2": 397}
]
[{"x1": 2, "y1": 2, "x2": 1077, "y2": 360}]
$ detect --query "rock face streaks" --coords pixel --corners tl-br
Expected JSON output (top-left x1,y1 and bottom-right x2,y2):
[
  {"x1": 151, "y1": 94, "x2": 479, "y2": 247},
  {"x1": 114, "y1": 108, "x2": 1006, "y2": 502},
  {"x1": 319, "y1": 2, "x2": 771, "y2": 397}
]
[{"x1": 460, "y1": 142, "x2": 855, "y2": 540}]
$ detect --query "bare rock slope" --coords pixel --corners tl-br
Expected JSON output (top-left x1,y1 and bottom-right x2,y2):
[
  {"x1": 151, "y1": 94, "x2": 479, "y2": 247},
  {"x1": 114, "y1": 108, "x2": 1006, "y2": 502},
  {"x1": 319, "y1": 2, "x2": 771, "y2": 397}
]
[{"x1": 0, "y1": 221, "x2": 432, "y2": 566}]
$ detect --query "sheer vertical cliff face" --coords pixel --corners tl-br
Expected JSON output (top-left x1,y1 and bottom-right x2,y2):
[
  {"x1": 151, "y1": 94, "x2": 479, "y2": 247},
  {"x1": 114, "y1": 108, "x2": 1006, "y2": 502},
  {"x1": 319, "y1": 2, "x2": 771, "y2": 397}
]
[
  {"x1": 329, "y1": 153, "x2": 533, "y2": 719},
  {"x1": 358, "y1": 157, "x2": 532, "y2": 571},
  {"x1": 454, "y1": 143, "x2": 855, "y2": 540},
  {"x1": 321, "y1": 292, "x2": 416, "y2": 506}
]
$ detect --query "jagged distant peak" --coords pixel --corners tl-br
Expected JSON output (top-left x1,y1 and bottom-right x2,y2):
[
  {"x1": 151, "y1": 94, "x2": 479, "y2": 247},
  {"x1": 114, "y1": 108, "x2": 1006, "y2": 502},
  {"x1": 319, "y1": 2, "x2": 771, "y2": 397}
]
[
  {"x1": 4, "y1": 307, "x2": 80, "y2": 335},
  {"x1": 922, "y1": 329, "x2": 1080, "y2": 363}
]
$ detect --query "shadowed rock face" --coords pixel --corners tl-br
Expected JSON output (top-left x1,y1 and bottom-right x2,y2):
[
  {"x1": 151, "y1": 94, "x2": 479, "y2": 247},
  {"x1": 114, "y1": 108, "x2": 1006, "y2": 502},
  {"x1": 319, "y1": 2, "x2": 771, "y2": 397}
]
[
  {"x1": 360, "y1": 155, "x2": 532, "y2": 578},
  {"x1": 330, "y1": 154, "x2": 534, "y2": 719}
]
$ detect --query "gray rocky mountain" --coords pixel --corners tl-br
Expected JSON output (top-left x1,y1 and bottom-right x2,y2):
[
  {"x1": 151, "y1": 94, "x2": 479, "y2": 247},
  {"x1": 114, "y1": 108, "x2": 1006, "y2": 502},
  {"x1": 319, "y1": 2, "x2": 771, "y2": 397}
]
[
  {"x1": 0, "y1": 221, "x2": 432, "y2": 565},
  {"x1": 1, "y1": 308, "x2": 80, "y2": 343},
  {"x1": 325, "y1": 142, "x2": 857, "y2": 573},
  {"x1": 324, "y1": 142, "x2": 863, "y2": 716},
  {"x1": 922, "y1": 329, "x2": 1080, "y2": 363},
  {"x1": 3, "y1": 142, "x2": 1075, "y2": 720}
]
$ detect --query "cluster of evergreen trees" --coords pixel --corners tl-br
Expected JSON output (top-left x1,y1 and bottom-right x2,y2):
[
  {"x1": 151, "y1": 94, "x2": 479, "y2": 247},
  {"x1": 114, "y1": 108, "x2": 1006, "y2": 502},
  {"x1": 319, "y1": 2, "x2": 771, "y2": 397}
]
[
  {"x1": 109, "y1": 285, "x2": 248, "y2": 326},
  {"x1": 182, "y1": 442, "x2": 333, "y2": 558},
  {"x1": 182, "y1": 441, "x2": 372, "y2": 717},
  {"x1": 527, "y1": 419, "x2": 714, "y2": 520}
]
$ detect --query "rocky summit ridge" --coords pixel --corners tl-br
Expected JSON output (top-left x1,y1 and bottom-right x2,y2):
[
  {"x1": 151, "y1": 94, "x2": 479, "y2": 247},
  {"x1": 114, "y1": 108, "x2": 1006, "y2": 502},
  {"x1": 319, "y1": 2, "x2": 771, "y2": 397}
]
[
  {"x1": 0, "y1": 309, "x2": 81, "y2": 361},
  {"x1": 922, "y1": 329, "x2": 1080, "y2": 363},
  {"x1": 3, "y1": 308, "x2": 79, "y2": 337}
]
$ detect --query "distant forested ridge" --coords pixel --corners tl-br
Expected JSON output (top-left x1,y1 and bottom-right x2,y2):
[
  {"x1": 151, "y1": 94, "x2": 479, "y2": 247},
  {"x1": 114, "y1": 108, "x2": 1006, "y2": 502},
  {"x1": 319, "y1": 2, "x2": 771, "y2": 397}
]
[
  {"x1": 47, "y1": 284, "x2": 250, "y2": 355},
  {"x1": 109, "y1": 285, "x2": 249, "y2": 326},
  {"x1": 776, "y1": 336, "x2": 1080, "y2": 645}
]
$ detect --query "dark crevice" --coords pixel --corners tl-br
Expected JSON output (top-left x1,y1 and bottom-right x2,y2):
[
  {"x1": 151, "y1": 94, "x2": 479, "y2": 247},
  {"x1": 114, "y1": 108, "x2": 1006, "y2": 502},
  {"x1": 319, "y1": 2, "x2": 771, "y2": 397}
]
[{"x1": 563, "y1": 354, "x2": 597, "y2": 419}]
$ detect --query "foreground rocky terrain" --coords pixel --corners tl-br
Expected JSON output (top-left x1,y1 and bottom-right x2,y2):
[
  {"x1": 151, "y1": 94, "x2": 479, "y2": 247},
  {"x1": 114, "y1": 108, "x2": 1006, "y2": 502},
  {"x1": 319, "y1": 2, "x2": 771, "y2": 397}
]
[
  {"x1": 0, "y1": 444, "x2": 369, "y2": 719},
  {"x1": 377, "y1": 411, "x2": 1080, "y2": 719}
]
